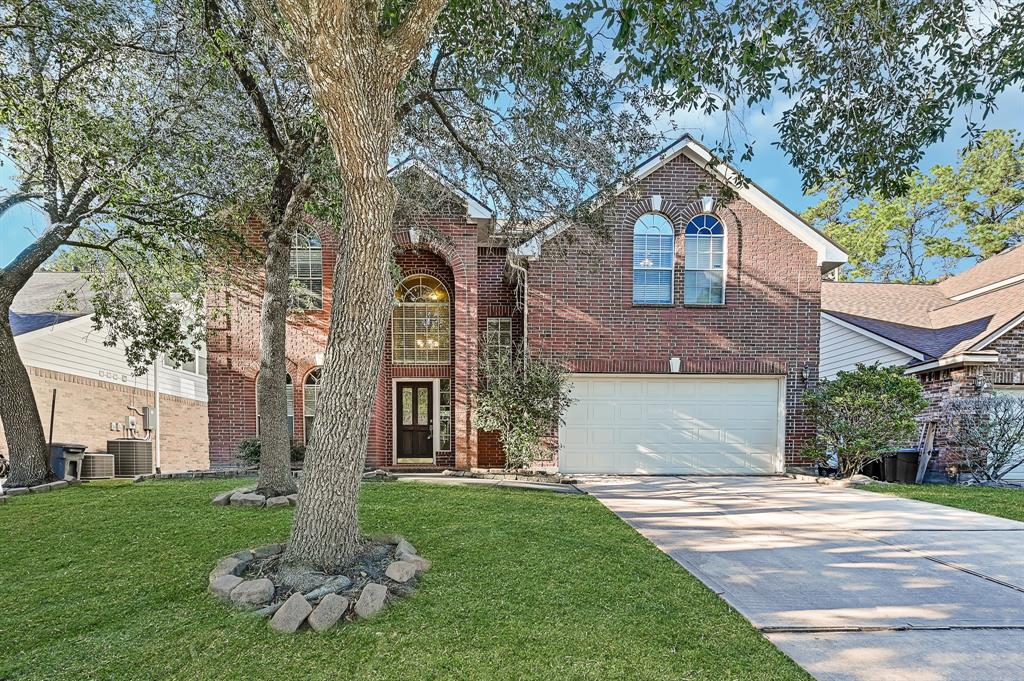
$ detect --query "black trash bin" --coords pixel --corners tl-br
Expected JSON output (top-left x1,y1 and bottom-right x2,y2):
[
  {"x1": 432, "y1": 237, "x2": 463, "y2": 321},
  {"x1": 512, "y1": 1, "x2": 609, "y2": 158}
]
[
  {"x1": 860, "y1": 459, "x2": 883, "y2": 480},
  {"x1": 882, "y1": 454, "x2": 899, "y2": 482},
  {"x1": 49, "y1": 442, "x2": 87, "y2": 479},
  {"x1": 896, "y1": 448, "x2": 921, "y2": 484}
]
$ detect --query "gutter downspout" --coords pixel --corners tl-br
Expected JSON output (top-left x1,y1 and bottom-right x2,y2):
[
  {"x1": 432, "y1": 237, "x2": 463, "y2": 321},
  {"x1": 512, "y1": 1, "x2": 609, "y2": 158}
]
[{"x1": 153, "y1": 356, "x2": 161, "y2": 474}]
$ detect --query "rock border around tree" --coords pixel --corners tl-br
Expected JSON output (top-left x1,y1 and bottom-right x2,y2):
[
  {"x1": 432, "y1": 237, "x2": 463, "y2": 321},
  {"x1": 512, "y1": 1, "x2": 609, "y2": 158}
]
[
  {"x1": 210, "y1": 486, "x2": 298, "y2": 509},
  {"x1": 0, "y1": 478, "x2": 83, "y2": 503},
  {"x1": 208, "y1": 536, "x2": 428, "y2": 633}
]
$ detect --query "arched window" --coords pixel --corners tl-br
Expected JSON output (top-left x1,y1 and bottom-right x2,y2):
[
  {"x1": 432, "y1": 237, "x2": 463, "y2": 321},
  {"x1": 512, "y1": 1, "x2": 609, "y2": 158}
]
[
  {"x1": 392, "y1": 274, "x2": 451, "y2": 364},
  {"x1": 303, "y1": 369, "x2": 321, "y2": 442},
  {"x1": 289, "y1": 226, "x2": 323, "y2": 310},
  {"x1": 632, "y1": 213, "x2": 675, "y2": 304},
  {"x1": 683, "y1": 214, "x2": 725, "y2": 305},
  {"x1": 255, "y1": 373, "x2": 294, "y2": 439}
]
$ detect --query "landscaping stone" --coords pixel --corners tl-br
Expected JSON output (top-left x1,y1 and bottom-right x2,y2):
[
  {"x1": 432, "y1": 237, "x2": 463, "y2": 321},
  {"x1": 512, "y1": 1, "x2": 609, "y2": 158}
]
[
  {"x1": 354, "y1": 583, "x2": 388, "y2": 618},
  {"x1": 209, "y1": 554, "x2": 250, "y2": 582},
  {"x1": 848, "y1": 474, "x2": 874, "y2": 485},
  {"x1": 303, "y1": 576, "x2": 353, "y2": 603},
  {"x1": 265, "y1": 496, "x2": 290, "y2": 508},
  {"x1": 395, "y1": 538, "x2": 417, "y2": 556},
  {"x1": 29, "y1": 483, "x2": 51, "y2": 493},
  {"x1": 228, "y1": 491, "x2": 246, "y2": 504},
  {"x1": 269, "y1": 593, "x2": 312, "y2": 633},
  {"x1": 6, "y1": 487, "x2": 29, "y2": 496},
  {"x1": 252, "y1": 543, "x2": 285, "y2": 559},
  {"x1": 49, "y1": 480, "x2": 69, "y2": 490},
  {"x1": 234, "y1": 492, "x2": 266, "y2": 507},
  {"x1": 209, "y1": 574, "x2": 244, "y2": 601},
  {"x1": 211, "y1": 490, "x2": 234, "y2": 506},
  {"x1": 385, "y1": 560, "x2": 416, "y2": 583},
  {"x1": 230, "y1": 578, "x2": 276, "y2": 609},
  {"x1": 286, "y1": 494, "x2": 298, "y2": 506},
  {"x1": 307, "y1": 594, "x2": 350, "y2": 632},
  {"x1": 397, "y1": 552, "x2": 431, "y2": 573}
]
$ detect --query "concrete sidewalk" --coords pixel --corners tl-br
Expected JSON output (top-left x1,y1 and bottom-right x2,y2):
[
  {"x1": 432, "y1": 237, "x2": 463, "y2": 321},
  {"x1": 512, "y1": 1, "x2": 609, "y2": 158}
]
[{"x1": 578, "y1": 475, "x2": 1024, "y2": 681}]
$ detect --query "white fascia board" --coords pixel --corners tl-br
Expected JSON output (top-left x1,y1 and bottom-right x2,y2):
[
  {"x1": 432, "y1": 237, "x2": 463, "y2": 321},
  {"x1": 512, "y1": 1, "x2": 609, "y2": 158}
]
[
  {"x1": 513, "y1": 136, "x2": 849, "y2": 272},
  {"x1": 950, "y1": 273, "x2": 1024, "y2": 301},
  {"x1": 904, "y1": 352, "x2": 1000, "y2": 375},
  {"x1": 388, "y1": 158, "x2": 493, "y2": 219},
  {"x1": 821, "y1": 312, "x2": 925, "y2": 360},
  {"x1": 972, "y1": 311, "x2": 1024, "y2": 351}
]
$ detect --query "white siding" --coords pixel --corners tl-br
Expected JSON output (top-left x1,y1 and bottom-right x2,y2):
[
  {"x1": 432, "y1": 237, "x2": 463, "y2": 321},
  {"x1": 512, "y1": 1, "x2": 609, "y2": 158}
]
[
  {"x1": 820, "y1": 315, "x2": 914, "y2": 379},
  {"x1": 15, "y1": 317, "x2": 207, "y2": 402}
]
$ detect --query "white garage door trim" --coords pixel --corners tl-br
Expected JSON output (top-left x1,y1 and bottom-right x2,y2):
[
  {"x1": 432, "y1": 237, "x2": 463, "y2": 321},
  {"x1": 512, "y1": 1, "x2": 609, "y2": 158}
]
[{"x1": 558, "y1": 374, "x2": 787, "y2": 475}]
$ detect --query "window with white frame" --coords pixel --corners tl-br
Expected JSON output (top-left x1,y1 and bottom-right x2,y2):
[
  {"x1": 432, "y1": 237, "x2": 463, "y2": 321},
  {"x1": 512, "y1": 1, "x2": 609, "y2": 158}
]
[
  {"x1": 162, "y1": 349, "x2": 208, "y2": 377},
  {"x1": 683, "y1": 214, "x2": 725, "y2": 305},
  {"x1": 485, "y1": 317, "x2": 513, "y2": 360},
  {"x1": 256, "y1": 373, "x2": 294, "y2": 439},
  {"x1": 632, "y1": 213, "x2": 675, "y2": 304},
  {"x1": 438, "y1": 378, "x2": 452, "y2": 451},
  {"x1": 289, "y1": 226, "x2": 323, "y2": 310},
  {"x1": 392, "y1": 274, "x2": 451, "y2": 364},
  {"x1": 303, "y1": 369, "x2": 321, "y2": 442}
]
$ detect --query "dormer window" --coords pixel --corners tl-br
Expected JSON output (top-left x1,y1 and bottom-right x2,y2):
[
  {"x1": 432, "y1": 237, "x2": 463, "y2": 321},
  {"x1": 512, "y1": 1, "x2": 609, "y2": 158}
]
[
  {"x1": 632, "y1": 213, "x2": 674, "y2": 305},
  {"x1": 683, "y1": 215, "x2": 725, "y2": 305}
]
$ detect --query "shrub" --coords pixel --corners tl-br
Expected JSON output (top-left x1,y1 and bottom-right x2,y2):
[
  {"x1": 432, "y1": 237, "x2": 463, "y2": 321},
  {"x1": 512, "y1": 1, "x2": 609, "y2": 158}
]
[
  {"x1": 473, "y1": 350, "x2": 573, "y2": 470},
  {"x1": 235, "y1": 437, "x2": 305, "y2": 467},
  {"x1": 803, "y1": 364, "x2": 928, "y2": 478},
  {"x1": 943, "y1": 394, "x2": 1024, "y2": 482}
]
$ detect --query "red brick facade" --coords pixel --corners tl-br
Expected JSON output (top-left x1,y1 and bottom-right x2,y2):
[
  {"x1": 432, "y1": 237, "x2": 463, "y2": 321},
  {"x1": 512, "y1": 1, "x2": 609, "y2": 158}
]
[
  {"x1": 207, "y1": 152, "x2": 827, "y2": 470},
  {"x1": 526, "y1": 153, "x2": 822, "y2": 466}
]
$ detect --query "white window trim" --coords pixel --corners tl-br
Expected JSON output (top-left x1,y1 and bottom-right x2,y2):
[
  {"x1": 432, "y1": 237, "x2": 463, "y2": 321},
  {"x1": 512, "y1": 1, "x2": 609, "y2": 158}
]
[
  {"x1": 289, "y1": 227, "x2": 324, "y2": 311},
  {"x1": 683, "y1": 214, "x2": 727, "y2": 306},
  {"x1": 632, "y1": 212, "x2": 675, "y2": 305}
]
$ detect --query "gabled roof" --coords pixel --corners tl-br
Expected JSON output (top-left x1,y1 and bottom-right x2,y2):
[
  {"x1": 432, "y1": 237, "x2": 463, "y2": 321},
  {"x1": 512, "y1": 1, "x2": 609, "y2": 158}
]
[
  {"x1": 388, "y1": 158, "x2": 492, "y2": 219},
  {"x1": 513, "y1": 135, "x2": 848, "y2": 273},
  {"x1": 822, "y1": 249, "x2": 1024, "y2": 365},
  {"x1": 9, "y1": 272, "x2": 92, "y2": 336}
]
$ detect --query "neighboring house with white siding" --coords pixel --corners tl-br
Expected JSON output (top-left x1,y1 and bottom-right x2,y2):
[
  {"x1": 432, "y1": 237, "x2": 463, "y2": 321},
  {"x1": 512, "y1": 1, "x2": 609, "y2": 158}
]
[
  {"x1": 820, "y1": 244, "x2": 1024, "y2": 478},
  {"x1": 1, "y1": 272, "x2": 209, "y2": 472}
]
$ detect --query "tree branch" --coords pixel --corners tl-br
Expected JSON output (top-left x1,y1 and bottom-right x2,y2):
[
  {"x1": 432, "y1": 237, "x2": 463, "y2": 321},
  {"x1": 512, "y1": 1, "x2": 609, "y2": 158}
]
[{"x1": 386, "y1": 0, "x2": 447, "y2": 77}]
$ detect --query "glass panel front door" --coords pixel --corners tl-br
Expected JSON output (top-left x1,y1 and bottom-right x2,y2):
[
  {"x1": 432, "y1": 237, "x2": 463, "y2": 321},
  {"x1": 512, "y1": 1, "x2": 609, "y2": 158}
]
[{"x1": 396, "y1": 382, "x2": 433, "y2": 462}]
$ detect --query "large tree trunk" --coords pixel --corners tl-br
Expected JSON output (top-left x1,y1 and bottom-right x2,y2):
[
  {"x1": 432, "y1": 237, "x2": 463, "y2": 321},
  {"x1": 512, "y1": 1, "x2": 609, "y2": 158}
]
[
  {"x1": 0, "y1": 304, "x2": 52, "y2": 487},
  {"x1": 254, "y1": 223, "x2": 297, "y2": 497},
  {"x1": 282, "y1": 176, "x2": 396, "y2": 573}
]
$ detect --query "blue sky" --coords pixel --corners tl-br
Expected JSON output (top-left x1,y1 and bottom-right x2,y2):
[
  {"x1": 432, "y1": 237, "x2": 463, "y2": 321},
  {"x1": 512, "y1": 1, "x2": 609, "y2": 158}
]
[{"x1": 2, "y1": 88, "x2": 1021, "y2": 268}]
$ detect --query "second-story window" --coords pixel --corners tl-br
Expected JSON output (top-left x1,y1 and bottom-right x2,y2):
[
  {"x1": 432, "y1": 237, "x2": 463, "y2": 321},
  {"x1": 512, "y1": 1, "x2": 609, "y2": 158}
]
[
  {"x1": 633, "y1": 213, "x2": 674, "y2": 305},
  {"x1": 289, "y1": 226, "x2": 323, "y2": 310},
  {"x1": 683, "y1": 214, "x2": 725, "y2": 305},
  {"x1": 392, "y1": 274, "x2": 451, "y2": 364}
]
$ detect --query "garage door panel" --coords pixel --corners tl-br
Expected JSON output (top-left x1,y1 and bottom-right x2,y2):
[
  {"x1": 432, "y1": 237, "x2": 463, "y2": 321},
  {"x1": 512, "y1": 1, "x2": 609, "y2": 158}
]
[{"x1": 559, "y1": 376, "x2": 782, "y2": 474}]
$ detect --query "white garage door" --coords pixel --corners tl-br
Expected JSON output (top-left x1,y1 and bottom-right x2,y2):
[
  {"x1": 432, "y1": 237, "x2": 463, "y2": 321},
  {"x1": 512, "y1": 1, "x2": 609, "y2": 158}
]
[{"x1": 559, "y1": 375, "x2": 784, "y2": 474}]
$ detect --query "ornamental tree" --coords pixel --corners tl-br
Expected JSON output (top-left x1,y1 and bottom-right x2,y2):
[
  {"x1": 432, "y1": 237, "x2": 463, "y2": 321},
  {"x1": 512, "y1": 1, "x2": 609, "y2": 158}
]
[
  {"x1": 943, "y1": 394, "x2": 1024, "y2": 482},
  {"x1": 803, "y1": 364, "x2": 928, "y2": 478}
]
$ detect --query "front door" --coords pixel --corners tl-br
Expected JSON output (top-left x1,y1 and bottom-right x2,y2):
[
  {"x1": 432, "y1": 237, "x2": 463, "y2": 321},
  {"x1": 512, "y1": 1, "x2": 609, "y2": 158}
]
[{"x1": 396, "y1": 382, "x2": 433, "y2": 462}]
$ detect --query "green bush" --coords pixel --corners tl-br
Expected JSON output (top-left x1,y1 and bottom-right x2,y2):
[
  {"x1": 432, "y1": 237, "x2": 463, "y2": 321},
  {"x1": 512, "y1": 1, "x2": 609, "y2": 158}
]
[
  {"x1": 803, "y1": 363, "x2": 928, "y2": 478},
  {"x1": 235, "y1": 437, "x2": 305, "y2": 467},
  {"x1": 473, "y1": 350, "x2": 573, "y2": 470}
]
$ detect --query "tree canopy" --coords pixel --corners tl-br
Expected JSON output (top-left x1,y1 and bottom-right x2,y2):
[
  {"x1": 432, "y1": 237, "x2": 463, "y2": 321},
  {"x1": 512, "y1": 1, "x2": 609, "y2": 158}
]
[{"x1": 804, "y1": 129, "x2": 1024, "y2": 282}]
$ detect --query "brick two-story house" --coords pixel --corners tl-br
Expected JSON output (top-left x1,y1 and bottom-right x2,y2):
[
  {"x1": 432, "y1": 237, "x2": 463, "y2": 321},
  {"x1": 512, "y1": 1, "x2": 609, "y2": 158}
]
[{"x1": 206, "y1": 136, "x2": 847, "y2": 474}]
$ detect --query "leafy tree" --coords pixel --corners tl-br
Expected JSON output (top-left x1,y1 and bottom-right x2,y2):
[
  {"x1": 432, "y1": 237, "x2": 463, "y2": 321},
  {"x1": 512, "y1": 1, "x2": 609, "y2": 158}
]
[
  {"x1": 586, "y1": 0, "x2": 1024, "y2": 196},
  {"x1": 474, "y1": 349, "x2": 573, "y2": 470},
  {"x1": 803, "y1": 364, "x2": 928, "y2": 478},
  {"x1": 943, "y1": 394, "x2": 1024, "y2": 482},
  {"x1": 247, "y1": 0, "x2": 1024, "y2": 581},
  {"x1": 0, "y1": 0, "x2": 238, "y2": 487},
  {"x1": 805, "y1": 130, "x2": 1024, "y2": 282}
]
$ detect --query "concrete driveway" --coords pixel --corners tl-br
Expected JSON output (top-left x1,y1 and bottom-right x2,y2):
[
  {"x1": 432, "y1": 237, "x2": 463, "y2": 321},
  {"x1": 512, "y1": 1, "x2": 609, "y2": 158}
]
[{"x1": 578, "y1": 476, "x2": 1024, "y2": 681}]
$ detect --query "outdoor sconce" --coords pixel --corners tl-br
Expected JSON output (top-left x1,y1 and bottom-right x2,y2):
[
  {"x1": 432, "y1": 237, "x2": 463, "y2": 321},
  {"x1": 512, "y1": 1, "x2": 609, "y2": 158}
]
[
  {"x1": 701, "y1": 196, "x2": 715, "y2": 213},
  {"x1": 669, "y1": 357, "x2": 681, "y2": 373},
  {"x1": 800, "y1": 365, "x2": 810, "y2": 382}
]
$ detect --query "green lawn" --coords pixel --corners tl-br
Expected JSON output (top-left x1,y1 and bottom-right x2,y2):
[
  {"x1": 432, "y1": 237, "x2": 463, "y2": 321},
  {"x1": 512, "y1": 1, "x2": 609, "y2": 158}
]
[
  {"x1": 0, "y1": 480, "x2": 806, "y2": 680},
  {"x1": 864, "y1": 483, "x2": 1024, "y2": 522}
]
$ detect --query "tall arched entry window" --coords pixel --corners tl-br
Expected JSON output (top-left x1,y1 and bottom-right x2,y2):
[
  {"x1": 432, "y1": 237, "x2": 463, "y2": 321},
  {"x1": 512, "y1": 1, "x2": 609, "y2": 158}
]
[
  {"x1": 392, "y1": 274, "x2": 451, "y2": 364},
  {"x1": 303, "y1": 369, "x2": 321, "y2": 442},
  {"x1": 289, "y1": 226, "x2": 323, "y2": 310}
]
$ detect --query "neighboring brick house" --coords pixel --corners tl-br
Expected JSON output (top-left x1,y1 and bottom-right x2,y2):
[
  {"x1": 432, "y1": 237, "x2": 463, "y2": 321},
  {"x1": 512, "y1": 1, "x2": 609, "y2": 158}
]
[
  {"x1": 820, "y1": 243, "x2": 1024, "y2": 479},
  {"x1": 3, "y1": 272, "x2": 209, "y2": 473},
  {"x1": 207, "y1": 136, "x2": 847, "y2": 474}
]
